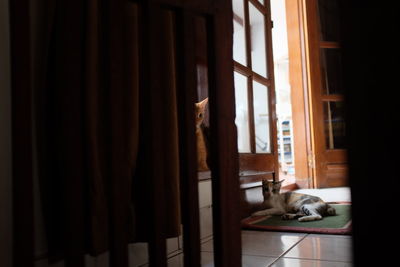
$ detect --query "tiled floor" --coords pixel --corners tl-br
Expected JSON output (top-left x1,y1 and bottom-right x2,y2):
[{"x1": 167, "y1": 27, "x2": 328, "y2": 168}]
[
  {"x1": 163, "y1": 187, "x2": 353, "y2": 266},
  {"x1": 165, "y1": 231, "x2": 352, "y2": 266}
]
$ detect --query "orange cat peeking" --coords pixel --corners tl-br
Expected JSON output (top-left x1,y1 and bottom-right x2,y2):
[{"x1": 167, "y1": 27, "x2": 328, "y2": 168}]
[{"x1": 195, "y1": 98, "x2": 209, "y2": 171}]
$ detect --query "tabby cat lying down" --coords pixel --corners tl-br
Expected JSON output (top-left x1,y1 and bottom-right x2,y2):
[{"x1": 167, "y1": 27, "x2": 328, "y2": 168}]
[{"x1": 252, "y1": 180, "x2": 336, "y2": 222}]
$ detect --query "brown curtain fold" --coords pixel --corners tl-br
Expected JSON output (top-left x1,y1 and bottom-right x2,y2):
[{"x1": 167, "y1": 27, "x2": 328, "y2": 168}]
[
  {"x1": 83, "y1": 0, "x2": 109, "y2": 255},
  {"x1": 34, "y1": 0, "x2": 182, "y2": 261},
  {"x1": 130, "y1": 7, "x2": 181, "y2": 242}
]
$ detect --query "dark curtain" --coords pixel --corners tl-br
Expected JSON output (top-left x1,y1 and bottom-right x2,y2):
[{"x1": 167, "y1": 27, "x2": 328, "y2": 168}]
[{"x1": 34, "y1": 0, "x2": 181, "y2": 261}]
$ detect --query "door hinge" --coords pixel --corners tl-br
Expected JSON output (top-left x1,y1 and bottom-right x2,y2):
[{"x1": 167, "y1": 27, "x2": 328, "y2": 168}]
[
  {"x1": 271, "y1": 20, "x2": 274, "y2": 28},
  {"x1": 308, "y1": 154, "x2": 315, "y2": 169}
]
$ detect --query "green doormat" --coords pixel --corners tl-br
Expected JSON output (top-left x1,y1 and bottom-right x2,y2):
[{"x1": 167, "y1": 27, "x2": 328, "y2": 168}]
[{"x1": 242, "y1": 204, "x2": 351, "y2": 235}]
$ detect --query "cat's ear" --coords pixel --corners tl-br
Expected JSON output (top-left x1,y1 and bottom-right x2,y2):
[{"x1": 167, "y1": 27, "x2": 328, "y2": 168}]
[
  {"x1": 197, "y1": 98, "x2": 208, "y2": 109},
  {"x1": 272, "y1": 180, "x2": 283, "y2": 192}
]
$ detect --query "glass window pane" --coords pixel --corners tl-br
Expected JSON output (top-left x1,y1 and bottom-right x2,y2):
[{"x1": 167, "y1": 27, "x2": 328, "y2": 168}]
[
  {"x1": 324, "y1": 101, "x2": 346, "y2": 149},
  {"x1": 320, "y1": 48, "x2": 343, "y2": 95},
  {"x1": 318, "y1": 0, "x2": 341, "y2": 41},
  {"x1": 249, "y1": 3, "x2": 268, "y2": 77},
  {"x1": 253, "y1": 81, "x2": 270, "y2": 153},
  {"x1": 233, "y1": 0, "x2": 246, "y2": 65},
  {"x1": 234, "y1": 72, "x2": 251, "y2": 153}
]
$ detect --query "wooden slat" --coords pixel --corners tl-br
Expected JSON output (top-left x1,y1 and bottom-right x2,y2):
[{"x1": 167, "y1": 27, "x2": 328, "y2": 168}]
[
  {"x1": 264, "y1": 0, "x2": 279, "y2": 179},
  {"x1": 233, "y1": 12, "x2": 244, "y2": 26},
  {"x1": 244, "y1": 0, "x2": 252, "y2": 69},
  {"x1": 234, "y1": 61, "x2": 252, "y2": 77},
  {"x1": 142, "y1": 2, "x2": 168, "y2": 266},
  {"x1": 233, "y1": 61, "x2": 272, "y2": 87},
  {"x1": 326, "y1": 149, "x2": 347, "y2": 163},
  {"x1": 249, "y1": 0, "x2": 268, "y2": 14},
  {"x1": 321, "y1": 94, "x2": 344, "y2": 101},
  {"x1": 104, "y1": 0, "x2": 130, "y2": 265},
  {"x1": 285, "y1": 0, "x2": 313, "y2": 188},
  {"x1": 320, "y1": 41, "x2": 340, "y2": 48},
  {"x1": 207, "y1": 0, "x2": 242, "y2": 265},
  {"x1": 252, "y1": 71, "x2": 271, "y2": 87},
  {"x1": 56, "y1": 1, "x2": 86, "y2": 265},
  {"x1": 244, "y1": 0, "x2": 257, "y2": 154},
  {"x1": 175, "y1": 11, "x2": 202, "y2": 267},
  {"x1": 239, "y1": 153, "x2": 276, "y2": 171},
  {"x1": 247, "y1": 77, "x2": 256, "y2": 153},
  {"x1": 9, "y1": 0, "x2": 34, "y2": 266}
]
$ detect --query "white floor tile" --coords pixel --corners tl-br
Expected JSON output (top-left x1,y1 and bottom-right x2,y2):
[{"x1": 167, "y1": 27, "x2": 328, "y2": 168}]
[
  {"x1": 201, "y1": 252, "x2": 276, "y2": 267},
  {"x1": 241, "y1": 231, "x2": 306, "y2": 257},
  {"x1": 284, "y1": 234, "x2": 352, "y2": 262},
  {"x1": 202, "y1": 231, "x2": 306, "y2": 258}
]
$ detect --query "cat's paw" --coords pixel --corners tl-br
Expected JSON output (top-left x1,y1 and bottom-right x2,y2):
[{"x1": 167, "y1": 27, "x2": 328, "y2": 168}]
[{"x1": 298, "y1": 215, "x2": 322, "y2": 222}]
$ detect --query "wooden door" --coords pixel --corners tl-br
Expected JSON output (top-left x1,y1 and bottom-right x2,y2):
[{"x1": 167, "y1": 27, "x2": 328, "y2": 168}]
[
  {"x1": 305, "y1": 0, "x2": 348, "y2": 188},
  {"x1": 232, "y1": 0, "x2": 279, "y2": 184}
]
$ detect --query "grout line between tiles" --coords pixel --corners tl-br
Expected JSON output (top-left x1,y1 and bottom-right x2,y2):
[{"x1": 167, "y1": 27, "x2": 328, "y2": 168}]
[
  {"x1": 282, "y1": 256, "x2": 353, "y2": 264},
  {"x1": 267, "y1": 234, "x2": 309, "y2": 267}
]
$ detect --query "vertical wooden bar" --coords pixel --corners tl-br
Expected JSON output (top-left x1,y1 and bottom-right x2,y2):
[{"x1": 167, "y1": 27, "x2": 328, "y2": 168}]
[
  {"x1": 9, "y1": 0, "x2": 34, "y2": 266},
  {"x1": 104, "y1": 0, "x2": 130, "y2": 265},
  {"x1": 247, "y1": 78, "x2": 256, "y2": 154},
  {"x1": 285, "y1": 0, "x2": 312, "y2": 188},
  {"x1": 207, "y1": 0, "x2": 242, "y2": 266},
  {"x1": 264, "y1": 0, "x2": 279, "y2": 178},
  {"x1": 175, "y1": 11, "x2": 201, "y2": 267},
  {"x1": 243, "y1": 0, "x2": 256, "y2": 153},
  {"x1": 141, "y1": 2, "x2": 168, "y2": 266},
  {"x1": 57, "y1": 1, "x2": 86, "y2": 265},
  {"x1": 0, "y1": 0, "x2": 12, "y2": 265}
]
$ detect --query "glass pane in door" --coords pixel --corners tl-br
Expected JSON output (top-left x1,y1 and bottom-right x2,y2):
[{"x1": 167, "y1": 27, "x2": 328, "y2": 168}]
[
  {"x1": 233, "y1": 0, "x2": 246, "y2": 65},
  {"x1": 234, "y1": 72, "x2": 251, "y2": 153},
  {"x1": 318, "y1": 0, "x2": 341, "y2": 41},
  {"x1": 320, "y1": 48, "x2": 343, "y2": 95},
  {"x1": 252, "y1": 80, "x2": 270, "y2": 153},
  {"x1": 249, "y1": 2, "x2": 268, "y2": 77},
  {"x1": 324, "y1": 101, "x2": 346, "y2": 149}
]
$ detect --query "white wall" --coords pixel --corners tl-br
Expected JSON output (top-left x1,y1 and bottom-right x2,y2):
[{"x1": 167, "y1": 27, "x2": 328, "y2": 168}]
[{"x1": 0, "y1": 0, "x2": 13, "y2": 266}]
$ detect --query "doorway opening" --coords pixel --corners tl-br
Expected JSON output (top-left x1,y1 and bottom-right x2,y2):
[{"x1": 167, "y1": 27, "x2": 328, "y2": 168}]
[
  {"x1": 233, "y1": 0, "x2": 348, "y2": 192},
  {"x1": 270, "y1": 0, "x2": 296, "y2": 187}
]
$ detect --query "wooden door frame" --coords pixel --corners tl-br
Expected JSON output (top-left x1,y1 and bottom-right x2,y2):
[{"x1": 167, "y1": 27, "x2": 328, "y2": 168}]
[{"x1": 285, "y1": 0, "x2": 314, "y2": 189}]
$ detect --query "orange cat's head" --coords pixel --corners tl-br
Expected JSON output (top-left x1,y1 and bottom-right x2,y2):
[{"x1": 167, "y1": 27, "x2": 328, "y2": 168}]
[{"x1": 195, "y1": 98, "x2": 208, "y2": 128}]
